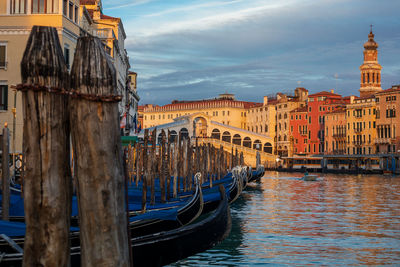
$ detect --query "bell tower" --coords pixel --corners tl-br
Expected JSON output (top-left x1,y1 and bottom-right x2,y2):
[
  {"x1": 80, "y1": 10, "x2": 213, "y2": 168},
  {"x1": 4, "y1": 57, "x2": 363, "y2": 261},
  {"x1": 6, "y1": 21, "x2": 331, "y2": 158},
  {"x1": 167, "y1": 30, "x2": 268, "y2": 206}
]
[{"x1": 359, "y1": 26, "x2": 382, "y2": 97}]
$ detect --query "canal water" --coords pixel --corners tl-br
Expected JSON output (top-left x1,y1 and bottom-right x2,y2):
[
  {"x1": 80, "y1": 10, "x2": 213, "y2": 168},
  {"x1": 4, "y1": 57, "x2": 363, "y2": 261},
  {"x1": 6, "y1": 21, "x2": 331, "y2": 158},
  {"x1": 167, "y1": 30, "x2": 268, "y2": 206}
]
[{"x1": 172, "y1": 171, "x2": 400, "y2": 266}]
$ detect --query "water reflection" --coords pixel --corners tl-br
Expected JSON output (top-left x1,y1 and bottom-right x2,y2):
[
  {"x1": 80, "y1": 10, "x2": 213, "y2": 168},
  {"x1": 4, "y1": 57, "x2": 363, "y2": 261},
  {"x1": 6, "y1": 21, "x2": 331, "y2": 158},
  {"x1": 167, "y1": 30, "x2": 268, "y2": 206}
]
[{"x1": 172, "y1": 172, "x2": 400, "y2": 266}]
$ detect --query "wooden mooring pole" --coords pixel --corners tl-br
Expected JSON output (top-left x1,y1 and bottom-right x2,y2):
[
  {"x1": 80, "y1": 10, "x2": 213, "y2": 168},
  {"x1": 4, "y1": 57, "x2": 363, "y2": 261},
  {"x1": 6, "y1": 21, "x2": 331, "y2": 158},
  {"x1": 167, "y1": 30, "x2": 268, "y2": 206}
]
[
  {"x1": 20, "y1": 26, "x2": 72, "y2": 266},
  {"x1": 2, "y1": 125, "x2": 10, "y2": 221},
  {"x1": 70, "y1": 36, "x2": 129, "y2": 266}
]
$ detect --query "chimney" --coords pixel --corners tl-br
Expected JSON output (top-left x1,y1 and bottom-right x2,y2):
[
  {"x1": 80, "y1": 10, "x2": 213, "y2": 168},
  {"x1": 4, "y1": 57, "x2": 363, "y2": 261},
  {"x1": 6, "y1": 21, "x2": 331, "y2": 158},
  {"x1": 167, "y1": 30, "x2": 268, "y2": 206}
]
[
  {"x1": 331, "y1": 89, "x2": 334, "y2": 94},
  {"x1": 350, "y1": 96, "x2": 355, "y2": 104},
  {"x1": 263, "y1": 96, "x2": 268, "y2": 105}
]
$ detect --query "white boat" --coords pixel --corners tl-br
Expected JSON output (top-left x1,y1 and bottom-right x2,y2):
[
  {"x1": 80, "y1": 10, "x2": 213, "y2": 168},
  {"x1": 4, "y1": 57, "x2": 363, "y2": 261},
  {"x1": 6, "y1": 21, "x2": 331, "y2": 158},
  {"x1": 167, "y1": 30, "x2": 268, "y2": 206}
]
[{"x1": 303, "y1": 174, "x2": 318, "y2": 181}]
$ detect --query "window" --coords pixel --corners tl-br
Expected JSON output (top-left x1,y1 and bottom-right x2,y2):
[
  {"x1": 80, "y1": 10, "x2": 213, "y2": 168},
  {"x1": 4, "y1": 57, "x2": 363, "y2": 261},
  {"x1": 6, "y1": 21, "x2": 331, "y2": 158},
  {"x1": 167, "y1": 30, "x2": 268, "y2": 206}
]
[
  {"x1": 69, "y1": 2, "x2": 74, "y2": 20},
  {"x1": 75, "y1": 6, "x2": 79, "y2": 23},
  {"x1": 10, "y1": 0, "x2": 27, "y2": 14},
  {"x1": 0, "y1": 43, "x2": 6, "y2": 69},
  {"x1": 64, "y1": 45, "x2": 70, "y2": 70},
  {"x1": 63, "y1": 0, "x2": 68, "y2": 16},
  {"x1": 0, "y1": 84, "x2": 7, "y2": 110},
  {"x1": 32, "y1": 0, "x2": 58, "y2": 13}
]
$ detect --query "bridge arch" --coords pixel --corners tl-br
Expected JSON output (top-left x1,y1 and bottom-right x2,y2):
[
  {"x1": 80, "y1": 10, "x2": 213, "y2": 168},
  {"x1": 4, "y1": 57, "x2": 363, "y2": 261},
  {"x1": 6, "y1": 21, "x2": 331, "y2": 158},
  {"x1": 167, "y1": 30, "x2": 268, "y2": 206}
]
[
  {"x1": 179, "y1": 128, "x2": 189, "y2": 139},
  {"x1": 211, "y1": 128, "x2": 221, "y2": 140},
  {"x1": 157, "y1": 132, "x2": 163, "y2": 144},
  {"x1": 194, "y1": 116, "x2": 208, "y2": 137},
  {"x1": 169, "y1": 130, "x2": 178, "y2": 142},
  {"x1": 232, "y1": 134, "x2": 241, "y2": 145},
  {"x1": 264, "y1": 142, "x2": 273, "y2": 154},
  {"x1": 253, "y1": 140, "x2": 262, "y2": 151},
  {"x1": 222, "y1": 131, "x2": 231, "y2": 143},
  {"x1": 243, "y1": 137, "x2": 251, "y2": 148}
]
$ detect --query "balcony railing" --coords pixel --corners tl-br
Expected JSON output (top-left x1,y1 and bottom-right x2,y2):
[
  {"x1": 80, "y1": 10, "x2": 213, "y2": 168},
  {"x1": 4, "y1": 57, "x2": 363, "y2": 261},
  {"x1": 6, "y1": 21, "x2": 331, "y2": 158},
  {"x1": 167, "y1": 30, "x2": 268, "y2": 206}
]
[
  {"x1": 354, "y1": 128, "x2": 363, "y2": 133},
  {"x1": 352, "y1": 140, "x2": 364, "y2": 146},
  {"x1": 299, "y1": 131, "x2": 307, "y2": 136},
  {"x1": 374, "y1": 138, "x2": 395, "y2": 144},
  {"x1": 332, "y1": 133, "x2": 346, "y2": 138}
]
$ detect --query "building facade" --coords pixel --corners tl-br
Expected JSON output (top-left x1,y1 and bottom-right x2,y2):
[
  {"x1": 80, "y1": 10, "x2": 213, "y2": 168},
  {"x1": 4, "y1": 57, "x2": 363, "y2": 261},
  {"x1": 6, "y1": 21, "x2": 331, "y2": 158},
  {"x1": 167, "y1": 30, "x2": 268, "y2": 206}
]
[
  {"x1": 324, "y1": 107, "x2": 347, "y2": 155},
  {"x1": 346, "y1": 96, "x2": 377, "y2": 155},
  {"x1": 0, "y1": 0, "x2": 135, "y2": 154},
  {"x1": 289, "y1": 107, "x2": 308, "y2": 155},
  {"x1": 0, "y1": 0, "x2": 82, "y2": 152},
  {"x1": 246, "y1": 96, "x2": 276, "y2": 140},
  {"x1": 306, "y1": 91, "x2": 348, "y2": 155},
  {"x1": 375, "y1": 85, "x2": 400, "y2": 153},
  {"x1": 275, "y1": 87, "x2": 308, "y2": 157}
]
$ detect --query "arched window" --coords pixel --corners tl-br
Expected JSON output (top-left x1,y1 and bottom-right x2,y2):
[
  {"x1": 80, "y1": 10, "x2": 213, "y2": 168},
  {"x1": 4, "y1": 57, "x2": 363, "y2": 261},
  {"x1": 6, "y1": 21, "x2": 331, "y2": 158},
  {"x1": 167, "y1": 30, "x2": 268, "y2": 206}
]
[
  {"x1": 284, "y1": 113, "x2": 287, "y2": 119},
  {"x1": 179, "y1": 128, "x2": 189, "y2": 139},
  {"x1": 169, "y1": 130, "x2": 178, "y2": 142},
  {"x1": 363, "y1": 73, "x2": 365, "y2": 83},
  {"x1": 367, "y1": 73, "x2": 370, "y2": 83},
  {"x1": 284, "y1": 135, "x2": 287, "y2": 141}
]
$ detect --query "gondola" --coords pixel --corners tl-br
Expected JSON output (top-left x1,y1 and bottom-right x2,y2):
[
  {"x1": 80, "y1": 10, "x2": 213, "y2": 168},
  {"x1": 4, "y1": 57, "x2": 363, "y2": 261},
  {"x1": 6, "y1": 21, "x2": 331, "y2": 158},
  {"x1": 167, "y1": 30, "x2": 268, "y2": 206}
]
[{"x1": 1, "y1": 186, "x2": 231, "y2": 267}]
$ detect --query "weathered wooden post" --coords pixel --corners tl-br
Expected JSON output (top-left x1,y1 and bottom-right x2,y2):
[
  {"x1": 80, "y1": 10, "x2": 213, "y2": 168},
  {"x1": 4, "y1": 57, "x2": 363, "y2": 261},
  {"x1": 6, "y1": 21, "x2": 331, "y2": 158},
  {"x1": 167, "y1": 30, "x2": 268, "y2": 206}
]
[
  {"x1": 142, "y1": 129, "x2": 149, "y2": 210},
  {"x1": 135, "y1": 142, "x2": 141, "y2": 187},
  {"x1": 20, "y1": 26, "x2": 72, "y2": 266},
  {"x1": 173, "y1": 138, "x2": 179, "y2": 198},
  {"x1": 2, "y1": 124, "x2": 10, "y2": 221},
  {"x1": 150, "y1": 129, "x2": 157, "y2": 205},
  {"x1": 167, "y1": 131, "x2": 171, "y2": 200},
  {"x1": 69, "y1": 36, "x2": 129, "y2": 266},
  {"x1": 160, "y1": 130, "x2": 166, "y2": 202}
]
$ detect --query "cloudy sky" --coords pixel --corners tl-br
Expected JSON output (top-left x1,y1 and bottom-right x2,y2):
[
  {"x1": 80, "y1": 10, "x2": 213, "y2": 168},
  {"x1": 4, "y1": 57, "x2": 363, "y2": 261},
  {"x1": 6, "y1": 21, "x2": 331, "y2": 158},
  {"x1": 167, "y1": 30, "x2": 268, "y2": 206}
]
[{"x1": 103, "y1": 0, "x2": 400, "y2": 105}]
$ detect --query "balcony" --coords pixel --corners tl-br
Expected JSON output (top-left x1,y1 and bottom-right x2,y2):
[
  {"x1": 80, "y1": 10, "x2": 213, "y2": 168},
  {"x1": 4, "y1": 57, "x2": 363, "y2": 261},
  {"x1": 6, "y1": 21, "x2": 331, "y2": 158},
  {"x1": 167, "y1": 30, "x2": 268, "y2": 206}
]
[
  {"x1": 92, "y1": 28, "x2": 116, "y2": 40},
  {"x1": 299, "y1": 131, "x2": 307, "y2": 136},
  {"x1": 353, "y1": 140, "x2": 364, "y2": 146},
  {"x1": 332, "y1": 133, "x2": 346, "y2": 138},
  {"x1": 374, "y1": 138, "x2": 395, "y2": 144},
  {"x1": 354, "y1": 128, "x2": 363, "y2": 133}
]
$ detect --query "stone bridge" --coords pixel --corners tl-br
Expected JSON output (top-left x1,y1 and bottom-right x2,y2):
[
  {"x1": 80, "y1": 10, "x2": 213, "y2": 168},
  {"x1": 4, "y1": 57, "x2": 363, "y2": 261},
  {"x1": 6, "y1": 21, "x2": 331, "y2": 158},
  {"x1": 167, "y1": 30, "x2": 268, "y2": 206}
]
[{"x1": 138, "y1": 112, "x2": 276, "y2": 166}]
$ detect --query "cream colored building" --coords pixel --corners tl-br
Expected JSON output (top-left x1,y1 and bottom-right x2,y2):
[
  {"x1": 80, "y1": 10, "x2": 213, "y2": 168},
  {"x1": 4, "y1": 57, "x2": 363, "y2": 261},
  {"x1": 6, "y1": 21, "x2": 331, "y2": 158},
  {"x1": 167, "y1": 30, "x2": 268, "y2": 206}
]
[
  {"x1": 275, "y1": 87, "x2": 308, "y2": 157},
  {"x1": 246, "y1": 96, "x2": 276, "y2": 140},
  {"x1": 0, "y1": 0, "x2": 81, "y2": 153},
  {"x1": 0, "y1": 0, "x2": 133, "y2": 153},
  {"x1": 142, "y1": 93, "x2": 257, "y2": 130}
]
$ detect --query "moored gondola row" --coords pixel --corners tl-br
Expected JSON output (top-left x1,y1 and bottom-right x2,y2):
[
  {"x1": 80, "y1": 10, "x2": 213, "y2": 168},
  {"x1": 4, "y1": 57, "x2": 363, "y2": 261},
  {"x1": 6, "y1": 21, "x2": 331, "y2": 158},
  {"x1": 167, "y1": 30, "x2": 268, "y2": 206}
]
[{"x1": 0, "y1": 132, "x2": 263, "y2": 266}]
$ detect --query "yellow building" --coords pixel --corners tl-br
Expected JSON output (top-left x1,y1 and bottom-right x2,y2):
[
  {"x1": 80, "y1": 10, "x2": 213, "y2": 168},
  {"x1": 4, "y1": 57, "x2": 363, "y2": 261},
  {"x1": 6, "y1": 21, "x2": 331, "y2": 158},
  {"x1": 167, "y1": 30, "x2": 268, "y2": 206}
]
[
  {"x1": 346, "y1": 96, "x2": 377, "y2": 155},
  {"x1": 0, "y1": 0, "x2": 81, "y2": 153},
  {"x1": 142, "y1": 93, "x2": 258, "y2": 130}
]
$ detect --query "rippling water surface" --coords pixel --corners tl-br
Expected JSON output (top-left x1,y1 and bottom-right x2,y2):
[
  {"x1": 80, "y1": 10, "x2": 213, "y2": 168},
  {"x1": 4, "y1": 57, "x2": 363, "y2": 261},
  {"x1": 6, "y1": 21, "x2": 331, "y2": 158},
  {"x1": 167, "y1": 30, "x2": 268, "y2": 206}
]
[{"x1": 172, "y1": 172, "x2": 400, "y2": 266}]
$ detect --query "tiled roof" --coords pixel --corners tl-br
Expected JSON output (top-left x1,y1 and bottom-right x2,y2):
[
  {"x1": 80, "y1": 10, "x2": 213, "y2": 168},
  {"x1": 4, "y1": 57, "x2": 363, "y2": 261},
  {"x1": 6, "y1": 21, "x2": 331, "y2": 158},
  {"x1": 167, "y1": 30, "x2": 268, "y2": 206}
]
[
  {"x1": 308, "y1": 91, "x2": 342, "y2": 98},
  {"x1": 80, "y1": 0, "x2": 96, "y2": 5},
  {"x1": 290, "y1": 107, "x2": 307, "y2": 113}
]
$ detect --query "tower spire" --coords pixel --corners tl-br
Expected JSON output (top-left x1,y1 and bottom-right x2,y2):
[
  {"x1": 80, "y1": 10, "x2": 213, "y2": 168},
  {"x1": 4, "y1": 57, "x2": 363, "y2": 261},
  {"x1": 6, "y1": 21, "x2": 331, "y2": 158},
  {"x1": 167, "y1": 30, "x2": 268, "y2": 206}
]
[{"x1": 359, "y1": 27, "x2": 382, "y2": 97}]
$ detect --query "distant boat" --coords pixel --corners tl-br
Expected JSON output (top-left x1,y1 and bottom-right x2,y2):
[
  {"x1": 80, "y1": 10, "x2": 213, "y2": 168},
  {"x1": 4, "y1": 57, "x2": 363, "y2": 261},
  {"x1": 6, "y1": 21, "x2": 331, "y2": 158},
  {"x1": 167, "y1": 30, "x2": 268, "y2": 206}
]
[{"x1": 302, "y1": 174, "x2": 318, "y2": 181}]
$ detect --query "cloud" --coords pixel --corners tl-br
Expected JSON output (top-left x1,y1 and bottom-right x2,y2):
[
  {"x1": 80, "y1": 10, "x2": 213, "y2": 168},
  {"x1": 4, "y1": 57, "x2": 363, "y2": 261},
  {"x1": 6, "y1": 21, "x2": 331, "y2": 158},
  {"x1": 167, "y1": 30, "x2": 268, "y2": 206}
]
[{"x1": 103, "y1": 0, "x2": 400, "y2": 105}]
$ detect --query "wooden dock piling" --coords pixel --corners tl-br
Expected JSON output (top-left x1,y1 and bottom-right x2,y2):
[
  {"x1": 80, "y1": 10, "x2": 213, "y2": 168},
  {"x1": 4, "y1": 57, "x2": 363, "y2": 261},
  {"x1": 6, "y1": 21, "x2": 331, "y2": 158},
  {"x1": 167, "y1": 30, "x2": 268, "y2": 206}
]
[
  {"x1": 20, "y1": 26, "x2": 72, "y2": 267},
  {"x1": 2, "y1": 125, "x2": 10, "y2": 221},
  {"x1": 69, "y1": 35, "x2": 129, "y2": 266}
]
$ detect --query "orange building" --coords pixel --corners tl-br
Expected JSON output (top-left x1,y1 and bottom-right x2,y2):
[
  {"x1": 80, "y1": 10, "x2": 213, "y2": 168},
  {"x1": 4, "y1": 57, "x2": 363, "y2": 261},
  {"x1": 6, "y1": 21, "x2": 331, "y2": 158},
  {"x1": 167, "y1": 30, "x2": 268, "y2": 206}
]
[
  {"x1": 289, "y1": 107, "x2": 308, "y2": 155},
  {"x1": 324, "y1": 106, "x2": 347, "y2": 155},
  {"x1": 306, "y1": 91, "x2": 349, "y2": 155}
]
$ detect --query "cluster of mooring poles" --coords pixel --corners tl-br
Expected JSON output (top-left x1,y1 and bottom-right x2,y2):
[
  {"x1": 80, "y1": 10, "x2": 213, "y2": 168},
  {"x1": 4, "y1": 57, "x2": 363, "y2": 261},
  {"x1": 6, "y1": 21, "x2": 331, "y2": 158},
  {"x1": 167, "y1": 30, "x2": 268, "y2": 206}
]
[
  {"x1": 0, "y1": 25, "x2": 248, "y2": 267},
  {"x1": 124, "y1": 130, "x2": 244, "y2": 210}
]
